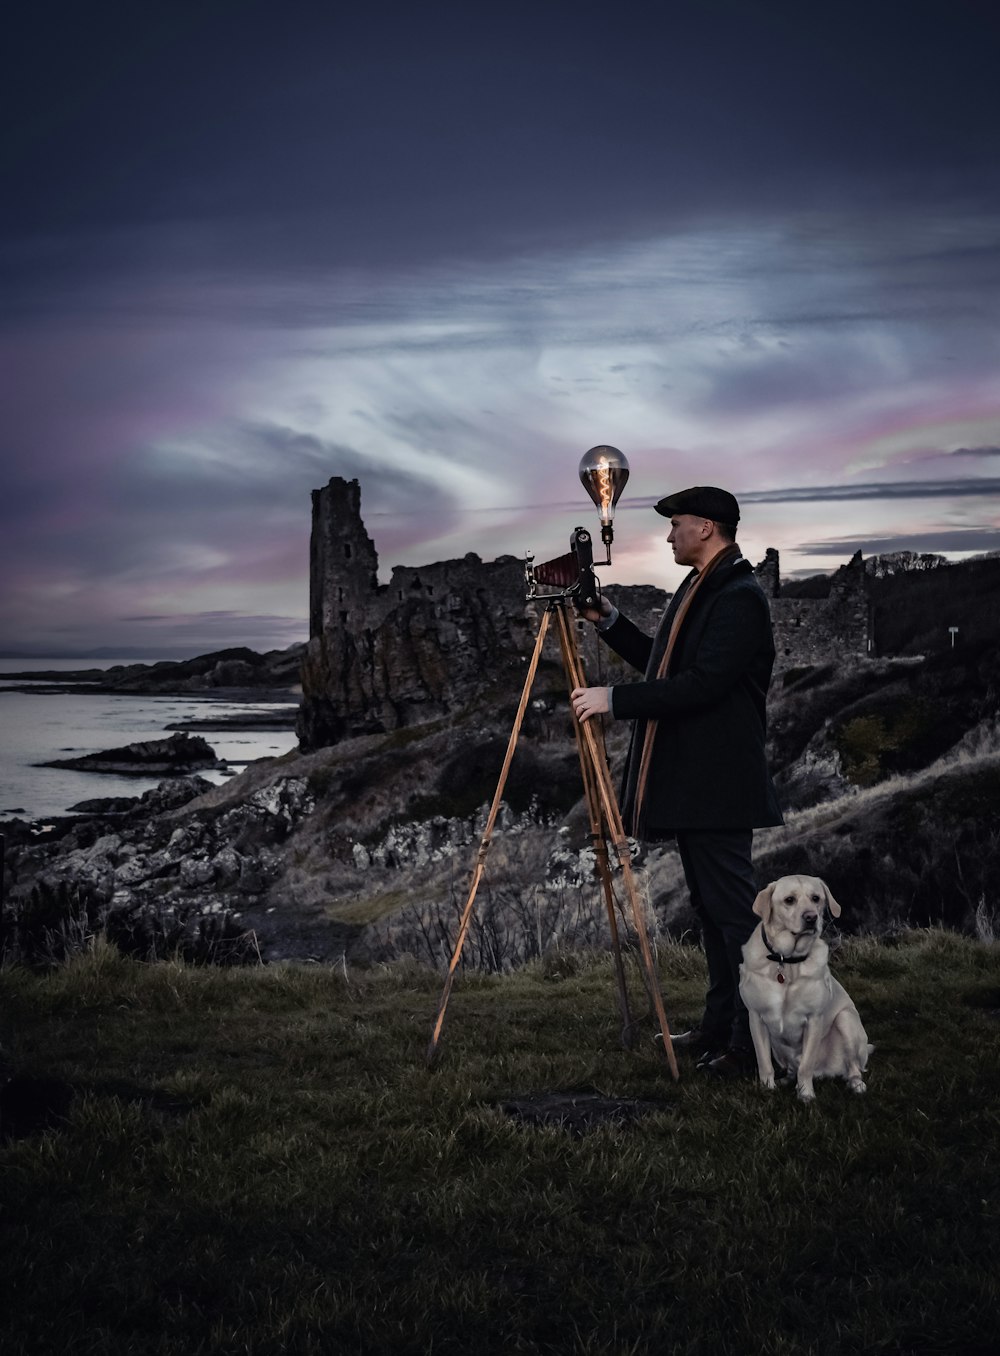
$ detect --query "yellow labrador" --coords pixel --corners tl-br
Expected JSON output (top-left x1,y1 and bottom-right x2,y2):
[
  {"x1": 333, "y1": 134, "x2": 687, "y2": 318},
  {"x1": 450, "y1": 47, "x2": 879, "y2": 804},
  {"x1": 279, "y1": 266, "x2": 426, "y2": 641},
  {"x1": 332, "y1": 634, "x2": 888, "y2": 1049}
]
[{"x1": 739, "y1": 875, "x2": 872, "y2": 1102}]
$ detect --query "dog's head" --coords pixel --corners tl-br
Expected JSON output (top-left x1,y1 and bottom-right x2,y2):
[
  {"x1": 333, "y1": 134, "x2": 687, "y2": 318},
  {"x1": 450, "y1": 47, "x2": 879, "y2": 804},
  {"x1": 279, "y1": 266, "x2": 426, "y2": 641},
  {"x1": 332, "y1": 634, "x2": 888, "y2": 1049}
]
[{"x1": 752, "y1": 874, "x2": 841, "y2": 941}]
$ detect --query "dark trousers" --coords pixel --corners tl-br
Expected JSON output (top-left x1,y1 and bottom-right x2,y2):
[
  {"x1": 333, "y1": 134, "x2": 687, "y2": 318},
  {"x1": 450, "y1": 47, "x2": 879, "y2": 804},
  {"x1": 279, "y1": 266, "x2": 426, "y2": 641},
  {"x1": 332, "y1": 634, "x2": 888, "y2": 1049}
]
[{"x1": 675, "y1": 830, "x2": 758, "y2": 1051}]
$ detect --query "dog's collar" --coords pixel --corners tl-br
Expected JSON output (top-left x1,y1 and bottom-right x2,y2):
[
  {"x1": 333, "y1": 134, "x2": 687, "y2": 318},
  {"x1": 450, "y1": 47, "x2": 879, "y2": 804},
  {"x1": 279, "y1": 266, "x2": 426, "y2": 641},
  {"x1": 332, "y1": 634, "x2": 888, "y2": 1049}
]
[{"x1": 760, "y1": 924, "x2": 813, "y2": 965}]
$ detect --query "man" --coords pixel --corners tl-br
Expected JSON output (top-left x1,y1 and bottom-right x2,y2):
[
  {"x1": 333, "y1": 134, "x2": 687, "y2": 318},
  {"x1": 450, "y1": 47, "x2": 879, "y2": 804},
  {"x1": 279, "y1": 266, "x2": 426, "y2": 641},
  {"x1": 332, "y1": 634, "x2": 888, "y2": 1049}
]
[{"x1": 571, "y1": 485, "x2": 782, "y2": 1076}]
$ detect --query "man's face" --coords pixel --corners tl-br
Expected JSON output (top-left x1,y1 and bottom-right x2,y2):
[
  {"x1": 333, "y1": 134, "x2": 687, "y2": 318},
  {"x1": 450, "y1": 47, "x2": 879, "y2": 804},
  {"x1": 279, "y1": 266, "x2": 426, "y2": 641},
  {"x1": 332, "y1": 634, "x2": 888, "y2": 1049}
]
[{"x1": 667, "y1": 514, "x2": 710, "y2": 567}]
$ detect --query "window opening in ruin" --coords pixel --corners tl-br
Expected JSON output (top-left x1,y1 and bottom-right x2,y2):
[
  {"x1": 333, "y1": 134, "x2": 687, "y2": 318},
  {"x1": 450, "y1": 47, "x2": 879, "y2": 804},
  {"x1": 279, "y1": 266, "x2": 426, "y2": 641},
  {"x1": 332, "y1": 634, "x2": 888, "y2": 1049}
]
[
  {"x1": 344, "y1": 544, "x2": 352, "y2": 559},
  {"x1": 340, "y1": 611, "x2": 349, "y2": 625}
]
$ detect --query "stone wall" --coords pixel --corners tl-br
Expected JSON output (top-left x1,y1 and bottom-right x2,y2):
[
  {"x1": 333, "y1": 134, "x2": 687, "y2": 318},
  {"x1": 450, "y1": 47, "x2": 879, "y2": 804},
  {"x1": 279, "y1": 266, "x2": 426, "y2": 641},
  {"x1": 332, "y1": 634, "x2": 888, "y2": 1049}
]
[{"x1": 767, "y1": 552, "x2": 871, "y2": 670}]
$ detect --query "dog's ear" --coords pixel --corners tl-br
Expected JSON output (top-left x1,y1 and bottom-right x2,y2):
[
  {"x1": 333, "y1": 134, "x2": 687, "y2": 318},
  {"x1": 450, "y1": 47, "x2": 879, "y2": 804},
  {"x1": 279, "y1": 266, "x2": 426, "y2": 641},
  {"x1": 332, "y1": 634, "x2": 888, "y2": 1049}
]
[
  {"x1": 752, "y1": 882, "x2": 776, "y2": 921},
  {"x1": 820, "y1": 879, "x2": 842, "y2": 918}
]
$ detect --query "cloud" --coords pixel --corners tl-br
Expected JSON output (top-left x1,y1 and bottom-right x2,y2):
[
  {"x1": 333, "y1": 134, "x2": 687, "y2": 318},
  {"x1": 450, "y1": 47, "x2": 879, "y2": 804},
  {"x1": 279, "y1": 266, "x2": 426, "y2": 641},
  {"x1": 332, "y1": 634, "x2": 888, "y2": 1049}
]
[
  {"x1": 797, "y1": 528, "x2": 1000, "y2": 556},
  {"x1": 3, "y1": 199, "x2": 999, "y2": 652},
  {"x1": 115, "y1": 611, "x2": 307, "y2": 651},
  {"x1": 625, "y1": 478, "x2": 1000, "y2": 509},
  {"x1": 6, "y1": 1, "x2": 1000, "y2": 302}
]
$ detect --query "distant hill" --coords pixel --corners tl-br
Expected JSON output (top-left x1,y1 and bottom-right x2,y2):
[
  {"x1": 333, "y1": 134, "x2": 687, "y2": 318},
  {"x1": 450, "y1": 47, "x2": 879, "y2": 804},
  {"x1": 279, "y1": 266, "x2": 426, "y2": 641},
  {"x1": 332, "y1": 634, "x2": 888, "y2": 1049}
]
[
  {"x1": 868, "y1": 556, "x2": 1000, "y2": 656},
  {"x1": 1, "y1": 645, "x2": 305, "y2": 693}
]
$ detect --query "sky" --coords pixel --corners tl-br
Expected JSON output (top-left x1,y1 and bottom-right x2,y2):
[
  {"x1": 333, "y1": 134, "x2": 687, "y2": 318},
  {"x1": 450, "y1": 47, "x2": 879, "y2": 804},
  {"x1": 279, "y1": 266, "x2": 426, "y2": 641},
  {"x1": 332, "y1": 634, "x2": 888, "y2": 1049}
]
[{"x1": 2, "y1": 0, "x2": 999, "y2": 656}]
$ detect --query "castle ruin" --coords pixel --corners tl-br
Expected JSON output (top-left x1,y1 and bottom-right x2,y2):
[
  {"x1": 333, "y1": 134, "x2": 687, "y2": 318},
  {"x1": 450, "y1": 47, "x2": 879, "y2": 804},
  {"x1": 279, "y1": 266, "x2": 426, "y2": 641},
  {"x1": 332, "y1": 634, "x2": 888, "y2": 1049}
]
[
  {"x1": 758, "y1": 549, "x2": 872, "y2": 671},
  {"x1": 298, "y1": 479, "x2": 535, "y2": 748},
  {"x1": 298, "y1": 477, "x2": 873, "y2": 749}
]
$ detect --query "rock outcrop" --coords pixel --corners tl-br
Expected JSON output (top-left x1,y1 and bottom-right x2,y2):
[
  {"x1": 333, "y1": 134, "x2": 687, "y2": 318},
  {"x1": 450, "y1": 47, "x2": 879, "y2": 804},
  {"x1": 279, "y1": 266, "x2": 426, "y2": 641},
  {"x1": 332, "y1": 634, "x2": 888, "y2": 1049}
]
[
  {"x1": 39, "y1": 733, "x2": 221, "y2": 776},
  {"x1": 66, "y1": 777, "x2": 216, "y2": 816},
  {"x1": 865, "y1": 550, "x2": 949, "y2": 577}
]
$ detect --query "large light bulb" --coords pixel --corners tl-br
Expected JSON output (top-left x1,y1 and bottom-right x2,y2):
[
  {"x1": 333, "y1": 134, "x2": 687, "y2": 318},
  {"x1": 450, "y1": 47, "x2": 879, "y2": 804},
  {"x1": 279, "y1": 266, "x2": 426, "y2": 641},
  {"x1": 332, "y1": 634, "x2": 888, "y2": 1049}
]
[{"x1": 579, "y1": 445, "x2": 629, "y2": 531}]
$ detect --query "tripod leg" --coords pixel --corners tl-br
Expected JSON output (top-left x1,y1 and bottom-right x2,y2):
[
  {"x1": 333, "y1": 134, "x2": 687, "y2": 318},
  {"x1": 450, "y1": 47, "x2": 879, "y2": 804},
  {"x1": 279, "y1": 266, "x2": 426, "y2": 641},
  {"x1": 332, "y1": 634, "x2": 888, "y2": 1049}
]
[
  {"x1": 426, "y1": 608, "x2": 552, "y2": 1066},
  {"x1": 588, "y1": 806, "x2": 638, "y2": 1050},
  {"x1": 578, "y1": 718, "x2": 680, "y2": 1079},
  {"x1": 558, "y1": 620, "x2": 679, "y2": 1080},
  {"x1": 554, "y1": 607, "x2": 635, "y2": 1049}
]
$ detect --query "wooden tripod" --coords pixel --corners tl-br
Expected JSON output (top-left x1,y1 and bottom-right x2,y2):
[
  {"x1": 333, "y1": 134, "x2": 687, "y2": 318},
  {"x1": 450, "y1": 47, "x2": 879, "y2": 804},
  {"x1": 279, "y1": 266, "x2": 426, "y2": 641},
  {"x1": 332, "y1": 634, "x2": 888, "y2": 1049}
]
[{"x1": 425, "y1": 600, "x2": 679, "y2": 1079}]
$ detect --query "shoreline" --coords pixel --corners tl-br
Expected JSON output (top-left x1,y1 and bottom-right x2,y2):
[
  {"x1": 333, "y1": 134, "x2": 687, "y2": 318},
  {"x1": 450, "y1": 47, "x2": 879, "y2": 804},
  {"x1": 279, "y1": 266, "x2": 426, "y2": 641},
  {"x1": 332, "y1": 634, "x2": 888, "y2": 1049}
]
[
  {"x1": 166, "y1": 710, "x2": 298, "y2": 731},
  {"x1": 0, "y1": 684, "x2": 301, "y2": 823},
  {"x1": 1, "y1": 681, "x2": 298, "y2": 700}
]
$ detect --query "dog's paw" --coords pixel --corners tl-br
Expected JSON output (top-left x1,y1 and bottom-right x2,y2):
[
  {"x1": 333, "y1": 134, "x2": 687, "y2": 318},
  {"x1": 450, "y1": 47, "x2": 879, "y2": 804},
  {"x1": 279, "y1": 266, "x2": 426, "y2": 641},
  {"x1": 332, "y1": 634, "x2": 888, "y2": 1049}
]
[
  {"x1": 759, "y1": 1075, "x2": 777, "y2": 1091},
  {"x1": 796, "y1": 1084, "x2": 816, "y2": 1103},
  {"x1": 848, "y1": 1077, "x2": 867, "y2": 1094}
]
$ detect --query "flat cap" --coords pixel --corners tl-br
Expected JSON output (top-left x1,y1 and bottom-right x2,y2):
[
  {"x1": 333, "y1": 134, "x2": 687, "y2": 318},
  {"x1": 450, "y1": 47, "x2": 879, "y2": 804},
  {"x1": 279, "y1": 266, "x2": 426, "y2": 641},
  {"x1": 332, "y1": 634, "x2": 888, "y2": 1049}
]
[{"x1": 654, "y1": 485, "x2": 740, "y2": 525}]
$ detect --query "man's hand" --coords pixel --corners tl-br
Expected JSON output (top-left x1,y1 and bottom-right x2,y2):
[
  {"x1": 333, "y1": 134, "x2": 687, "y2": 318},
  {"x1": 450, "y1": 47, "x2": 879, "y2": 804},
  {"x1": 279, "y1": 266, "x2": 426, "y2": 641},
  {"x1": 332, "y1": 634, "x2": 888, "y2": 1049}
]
[
  {"x1": 574, "y1": 596, "x2": 613, "y2": 625},
  {"x1": 571, "y1": 686, "x2": 610, "y2": 723}
]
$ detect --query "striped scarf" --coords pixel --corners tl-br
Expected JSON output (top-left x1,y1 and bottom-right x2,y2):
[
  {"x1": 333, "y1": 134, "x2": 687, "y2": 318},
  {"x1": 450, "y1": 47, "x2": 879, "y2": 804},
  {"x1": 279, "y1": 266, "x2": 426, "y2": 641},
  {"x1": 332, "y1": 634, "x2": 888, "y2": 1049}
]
[{"x1": 630, "y1": 542, "x2": 741, "y2": 834}]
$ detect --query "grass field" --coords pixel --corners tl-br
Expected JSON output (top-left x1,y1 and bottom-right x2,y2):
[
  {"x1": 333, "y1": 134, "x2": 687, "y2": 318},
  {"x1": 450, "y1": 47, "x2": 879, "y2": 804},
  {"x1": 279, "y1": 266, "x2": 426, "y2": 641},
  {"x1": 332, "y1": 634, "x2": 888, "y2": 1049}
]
[{"x1": 1, "y1": 932, "x2": 999, "y2": 1355}]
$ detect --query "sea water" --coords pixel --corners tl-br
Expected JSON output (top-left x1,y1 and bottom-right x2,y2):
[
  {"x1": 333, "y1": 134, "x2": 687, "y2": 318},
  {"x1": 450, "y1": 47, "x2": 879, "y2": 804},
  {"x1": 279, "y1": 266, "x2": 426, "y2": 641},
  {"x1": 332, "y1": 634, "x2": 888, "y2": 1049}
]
[{"x1": 0, "y1": 659, "x2": 299, "y2": 821}]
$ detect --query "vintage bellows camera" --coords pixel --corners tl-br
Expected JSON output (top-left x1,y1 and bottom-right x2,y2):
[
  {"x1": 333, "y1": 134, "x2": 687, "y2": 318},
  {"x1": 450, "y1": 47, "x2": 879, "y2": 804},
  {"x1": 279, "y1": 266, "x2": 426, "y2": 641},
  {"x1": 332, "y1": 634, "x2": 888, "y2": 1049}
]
[
  {"x1": 526, "y1": 446, "x2": 629, "y2": 607},
  {"x1": 529, "y1": 525, "x2": 601, "y2": 608}
]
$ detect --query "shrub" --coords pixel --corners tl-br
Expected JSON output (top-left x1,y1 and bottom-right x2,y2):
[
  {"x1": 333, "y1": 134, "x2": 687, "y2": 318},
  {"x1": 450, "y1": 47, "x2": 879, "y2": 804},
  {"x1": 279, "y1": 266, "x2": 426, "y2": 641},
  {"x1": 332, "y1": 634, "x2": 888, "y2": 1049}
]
[
  {"x1": 832, "y1": 697, "x2": 935, "y2": 786},
  {"x1": 4, "y1": 877, "x2": 258, "y2": 969}
]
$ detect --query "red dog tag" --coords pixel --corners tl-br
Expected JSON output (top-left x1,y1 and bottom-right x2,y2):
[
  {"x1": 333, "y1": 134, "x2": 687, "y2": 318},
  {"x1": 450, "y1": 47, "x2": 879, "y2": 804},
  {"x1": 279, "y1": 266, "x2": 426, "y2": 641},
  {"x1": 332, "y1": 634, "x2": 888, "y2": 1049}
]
[{"x1": 776, "y1": 973, "x2": 785, "y2": 984}]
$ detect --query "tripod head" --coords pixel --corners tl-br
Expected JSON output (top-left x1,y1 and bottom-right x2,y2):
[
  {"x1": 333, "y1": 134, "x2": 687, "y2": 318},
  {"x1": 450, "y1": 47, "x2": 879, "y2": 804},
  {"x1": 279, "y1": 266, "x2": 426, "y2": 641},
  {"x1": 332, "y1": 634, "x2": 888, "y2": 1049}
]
[{"x1": 525, "y1": 525, "x2": 600, "y2": 608}]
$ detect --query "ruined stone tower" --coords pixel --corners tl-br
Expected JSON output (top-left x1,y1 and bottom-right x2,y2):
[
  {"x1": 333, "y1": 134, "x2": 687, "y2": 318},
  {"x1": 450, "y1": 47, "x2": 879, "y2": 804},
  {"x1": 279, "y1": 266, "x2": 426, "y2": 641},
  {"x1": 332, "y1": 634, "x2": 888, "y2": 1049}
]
[
  {"x1": 753, "y1": 547, "x2": 781, "y2": 598},
  {"x1": 307, "y1": 478, "x2": 379, "y2": 640}
]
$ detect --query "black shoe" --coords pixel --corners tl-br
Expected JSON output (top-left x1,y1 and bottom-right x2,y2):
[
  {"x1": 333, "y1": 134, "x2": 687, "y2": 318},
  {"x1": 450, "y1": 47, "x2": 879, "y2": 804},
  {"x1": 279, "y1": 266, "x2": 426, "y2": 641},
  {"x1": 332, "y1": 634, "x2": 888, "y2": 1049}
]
[
  {"x1": 667, "y1": 1027, "x2": 725, "y2": 1060},
  {"x1": 700, "y1": 1048, "x2": 758, "y2": 1080},
  {"x1": 694, "y1": 1044, "x2": 728, "y2": 1070}
]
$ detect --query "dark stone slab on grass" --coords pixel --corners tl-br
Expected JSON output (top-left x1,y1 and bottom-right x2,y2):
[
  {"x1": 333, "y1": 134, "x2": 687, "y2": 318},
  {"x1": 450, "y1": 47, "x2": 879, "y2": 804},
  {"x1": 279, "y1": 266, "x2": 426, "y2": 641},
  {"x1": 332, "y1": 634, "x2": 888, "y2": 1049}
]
[{"x1": 499, "y1": 1088, "x2": 674, "y2": 1135}]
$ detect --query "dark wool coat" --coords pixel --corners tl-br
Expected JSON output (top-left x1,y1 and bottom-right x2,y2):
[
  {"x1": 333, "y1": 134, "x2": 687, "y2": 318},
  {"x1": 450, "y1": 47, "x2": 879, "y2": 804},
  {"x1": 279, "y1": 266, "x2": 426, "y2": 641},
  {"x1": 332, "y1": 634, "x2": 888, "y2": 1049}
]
[{"x1": 603, "y1": 554, "x2": 783, "y2": 836}]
